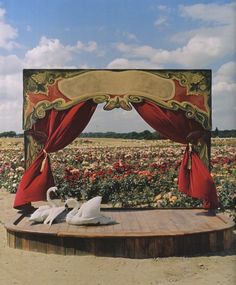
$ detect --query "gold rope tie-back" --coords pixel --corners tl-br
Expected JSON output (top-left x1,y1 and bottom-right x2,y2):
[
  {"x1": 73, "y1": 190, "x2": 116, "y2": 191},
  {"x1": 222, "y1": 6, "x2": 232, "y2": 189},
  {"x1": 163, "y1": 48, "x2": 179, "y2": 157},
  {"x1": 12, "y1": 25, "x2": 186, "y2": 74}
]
[
  {"x1": 40, "y1": 149, "x2": 48, "y2": 172},
  {"x1": 187, "y1": 143, "x2": 192, "y2": 170}
]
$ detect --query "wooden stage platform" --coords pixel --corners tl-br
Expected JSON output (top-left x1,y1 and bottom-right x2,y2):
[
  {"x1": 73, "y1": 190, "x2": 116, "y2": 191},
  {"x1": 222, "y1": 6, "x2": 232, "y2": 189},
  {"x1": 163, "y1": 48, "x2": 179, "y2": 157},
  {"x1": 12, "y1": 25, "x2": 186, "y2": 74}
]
[{"x1": 5, "y1": 209, "x2": 235, "y2": 258}]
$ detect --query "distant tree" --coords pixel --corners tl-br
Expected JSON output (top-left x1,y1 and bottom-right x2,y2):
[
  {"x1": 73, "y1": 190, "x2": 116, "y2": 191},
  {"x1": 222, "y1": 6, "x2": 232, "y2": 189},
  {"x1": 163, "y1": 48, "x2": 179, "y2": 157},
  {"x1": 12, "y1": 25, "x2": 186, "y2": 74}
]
[
  {"x1": 211, "y1": 129, "x2": 236, "y2": 138},
  {"x1": 140, "y1": 130, "x2": 153, "y2": 140},
  {"x1": 80, "y1": 129, "x2": 235, "y2": 140},
  {"x1": 0, "y1": 131, "x2": 17, "y2": 137}
]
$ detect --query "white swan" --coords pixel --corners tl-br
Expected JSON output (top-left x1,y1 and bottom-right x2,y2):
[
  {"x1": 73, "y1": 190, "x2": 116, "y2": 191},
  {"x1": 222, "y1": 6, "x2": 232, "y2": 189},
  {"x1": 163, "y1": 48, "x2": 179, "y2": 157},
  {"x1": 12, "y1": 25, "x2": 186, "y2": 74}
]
[
  {"x1": 29, "y1": 187, "x2": 57, "y2": 223},
  {"x1": 65, "y1": 196, "x2": 115, "y2": 225},
  {"x1": 29, "y1": 186, "x2": 65, "y2": 225},
  {"x1": 43, "y1": 190, "x2": 65, "y2": 226}
]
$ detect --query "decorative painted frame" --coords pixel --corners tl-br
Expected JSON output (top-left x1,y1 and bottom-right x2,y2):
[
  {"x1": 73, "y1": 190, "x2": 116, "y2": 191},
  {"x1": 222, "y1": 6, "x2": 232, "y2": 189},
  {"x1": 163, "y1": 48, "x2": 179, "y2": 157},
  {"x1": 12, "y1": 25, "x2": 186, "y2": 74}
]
[{"x1": 23, "y1": 69, "x2": 212, "y2": 168}]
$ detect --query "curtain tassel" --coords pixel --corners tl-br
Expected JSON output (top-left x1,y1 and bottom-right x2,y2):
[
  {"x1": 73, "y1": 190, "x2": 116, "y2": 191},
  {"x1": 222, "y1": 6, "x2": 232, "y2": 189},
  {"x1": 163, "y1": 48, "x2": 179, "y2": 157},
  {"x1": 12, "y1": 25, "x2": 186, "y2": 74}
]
[
  {"x1": 187, "y1": 143, "x2": 192, "y2": 170},
  {"x1": 40, "y1": 149, "x2": 48, "y2": 172}
]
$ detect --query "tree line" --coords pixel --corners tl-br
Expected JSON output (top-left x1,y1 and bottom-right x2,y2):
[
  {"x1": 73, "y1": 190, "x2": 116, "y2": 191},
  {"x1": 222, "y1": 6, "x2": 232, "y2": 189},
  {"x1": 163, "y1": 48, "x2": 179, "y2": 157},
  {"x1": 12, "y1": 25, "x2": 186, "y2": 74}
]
[
  {"x1": 0, "y1": 128, "x2": 236, "y2": 140},
  {"x1": 81, "y1": 128, "x2": 236, "y2": 139},
  {"x1": 211, "y1": 128, "x2": 236, "y2": 138},
  {"x1": 80, "y1": 130, "x2": 162, "y2": 140},
  {"x1": 0, "y1": 131, "x2": 21, "y2": 138}
]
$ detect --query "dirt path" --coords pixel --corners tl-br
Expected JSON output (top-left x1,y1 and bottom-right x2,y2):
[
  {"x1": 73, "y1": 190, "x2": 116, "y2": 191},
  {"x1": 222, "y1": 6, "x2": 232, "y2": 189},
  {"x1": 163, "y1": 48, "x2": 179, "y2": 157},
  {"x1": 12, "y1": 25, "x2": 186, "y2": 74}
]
[{"x1": 0, "y1": 190, "x2": 235, "y2": 285}]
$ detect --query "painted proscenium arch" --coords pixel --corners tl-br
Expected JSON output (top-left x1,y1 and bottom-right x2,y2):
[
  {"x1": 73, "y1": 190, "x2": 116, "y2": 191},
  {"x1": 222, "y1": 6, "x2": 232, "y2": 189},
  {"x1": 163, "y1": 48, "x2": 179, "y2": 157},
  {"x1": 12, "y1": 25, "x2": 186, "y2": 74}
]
[
  {"x1": 23, "y1": 69, "x2": 211, "y2": 168},
  {"x1": 23, "y1": 69, "x2": 211, "y2": 132},
  {"x1": 57, "y1": 70, "x2": 176, "y2": 111}
]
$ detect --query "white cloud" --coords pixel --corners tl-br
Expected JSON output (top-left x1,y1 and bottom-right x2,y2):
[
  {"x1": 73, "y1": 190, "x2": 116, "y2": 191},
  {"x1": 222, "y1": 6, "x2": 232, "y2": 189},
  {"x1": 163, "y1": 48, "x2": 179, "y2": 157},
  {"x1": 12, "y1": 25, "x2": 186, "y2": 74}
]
[
  {"x1": 157, "y1": 5, "x2": 170, "y2": 12},
  {"x1": 76, "y1": 40, "x2": 97, "y2": 52},
  {"x1": 154, "y1": 16, "x2": 167, "y2": 27},
  {"x1": 170, "y1": 24, "x2": 234, "y2": 53},
  {"x1": 213, "y1": 61, "x2": 236, "y2": 84},
  {"x1": 107, "y1": 58, "x2": 162, "y2": 69},
  {"x1": 0, "y1": 55, "x2": 22, "y2": 75},
  {"x1": 180, "y1": 2, "x2": 235, "y2": 25},
  {"x1": 113, "y1": 34, "x2": 228, "y2": 68},
  {"x1": 0, "y1": 76, "x2": 22, "y2": 132},
  {"x1": 115, "y1": 2, "x2": 235, "y2": 68},
  {"x1": 123, "y1": 32, "x2": 137, "y2": 41},
  {"x1": 115, "y1": 42, "x2": 157, "y2": 59},
  {"x1": 0, "y1": 100, "x2": 22, "y2": 132},
  {"x1": 24, "y1": 37, "x2": 98, "y2": 68},
  {"x1": 175, "y1": 2, "x2": 235, "y2": 57},
  {"x1": 154, "y1": 4, "x2": 170, "y2": 28},
  {"x1": 157, "y1": 34, "x2": 225, "y2": 66},
  {"x1": 0, "y1": 8, "x2": 18, "y2": 50},
  {"x1": 212, "y1": 61, "x2": 236, "y2": 99},
  {"x1": 0, "y1": 73, "x2": 22, "y2": 100},
  {"x1": 175, "y1": 2, "x2": 235, "y2": 63},
  {"x1": 212, "y1": 61, "x2": 236, "y2": 129},
  {"x1": 24, "y1": 36, "x2": 74, "y2": 68}
]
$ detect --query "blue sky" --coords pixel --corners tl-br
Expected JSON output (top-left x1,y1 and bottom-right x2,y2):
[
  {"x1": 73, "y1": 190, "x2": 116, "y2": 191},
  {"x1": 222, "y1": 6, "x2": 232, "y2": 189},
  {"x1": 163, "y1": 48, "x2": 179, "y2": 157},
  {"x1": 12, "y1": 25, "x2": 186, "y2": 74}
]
[{"x1": 0, "y1": 0, "x2": 235, "y2": 132}]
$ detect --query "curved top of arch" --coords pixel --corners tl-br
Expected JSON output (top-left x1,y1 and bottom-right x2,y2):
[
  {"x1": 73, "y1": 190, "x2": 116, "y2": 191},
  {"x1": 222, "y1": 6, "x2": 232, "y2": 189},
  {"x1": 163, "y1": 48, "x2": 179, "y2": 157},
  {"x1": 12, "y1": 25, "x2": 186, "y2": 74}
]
[{"x1": 23, "y1": 69, "x2": 211, "y2": 130}]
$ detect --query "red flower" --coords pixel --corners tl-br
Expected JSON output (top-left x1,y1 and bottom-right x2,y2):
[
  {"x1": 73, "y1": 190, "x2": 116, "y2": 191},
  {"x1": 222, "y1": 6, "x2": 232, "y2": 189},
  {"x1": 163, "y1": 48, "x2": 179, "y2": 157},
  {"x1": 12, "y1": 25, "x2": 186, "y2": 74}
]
[
  {"x1": 112, "y1": 160, "x2": 131, "y2": 173},
  {"x1": 138, "y1": 170, "x2": 153, "y2": 180}
]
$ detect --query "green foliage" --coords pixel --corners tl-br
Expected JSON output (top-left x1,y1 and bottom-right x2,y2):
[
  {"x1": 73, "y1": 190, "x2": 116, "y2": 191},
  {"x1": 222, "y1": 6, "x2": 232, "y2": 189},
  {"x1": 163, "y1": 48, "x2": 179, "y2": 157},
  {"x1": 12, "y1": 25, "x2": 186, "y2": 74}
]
[
  {"x1": 215, "y1": 180, "x2": 236, "y2": 209},
  {"x1": 80, "y1": 130, "x2": 163, "y2": 140},
  {"x1": 0, "y1": 131, "x2": 17, "y2": 138},
  {"x1": 211, "y1": 128, "x2": 236, "y2": 138}
]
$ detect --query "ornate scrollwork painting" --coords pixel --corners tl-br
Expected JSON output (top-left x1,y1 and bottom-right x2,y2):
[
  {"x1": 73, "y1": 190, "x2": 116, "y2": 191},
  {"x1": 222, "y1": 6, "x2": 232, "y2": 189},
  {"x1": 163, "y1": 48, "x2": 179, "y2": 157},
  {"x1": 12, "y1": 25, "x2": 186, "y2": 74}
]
[{"x1": 23, "y1": 69, "x2": 211, "y2": 130}]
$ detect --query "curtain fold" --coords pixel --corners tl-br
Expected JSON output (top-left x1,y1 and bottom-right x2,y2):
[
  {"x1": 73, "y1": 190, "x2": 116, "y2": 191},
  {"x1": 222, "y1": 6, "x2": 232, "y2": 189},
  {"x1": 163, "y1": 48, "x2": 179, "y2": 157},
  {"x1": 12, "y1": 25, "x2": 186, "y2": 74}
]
[
  {"x1": 14, "y1": 100, "x2": 97, "y2": 209},
  {"x1": 133, "y1": 100, "x2": 219, "y2": 209},
  {"x1": 179, "y1": 148, "x2": 219, "y2": 208}
]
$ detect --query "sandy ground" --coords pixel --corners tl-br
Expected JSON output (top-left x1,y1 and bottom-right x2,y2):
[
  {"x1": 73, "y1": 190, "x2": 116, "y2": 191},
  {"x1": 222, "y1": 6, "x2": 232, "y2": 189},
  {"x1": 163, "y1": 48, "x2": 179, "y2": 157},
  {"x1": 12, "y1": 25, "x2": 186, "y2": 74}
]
[{"x1": 0, "y1": 190, "x2": 235, "y2": 285}]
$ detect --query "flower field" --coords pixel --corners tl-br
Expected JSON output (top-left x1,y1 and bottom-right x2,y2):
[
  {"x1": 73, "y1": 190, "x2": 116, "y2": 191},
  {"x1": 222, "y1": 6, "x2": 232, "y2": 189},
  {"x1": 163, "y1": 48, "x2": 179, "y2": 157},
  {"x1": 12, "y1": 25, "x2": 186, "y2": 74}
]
[{"x1": 0, "y1": 137, "x2": 235, "y2": 210}]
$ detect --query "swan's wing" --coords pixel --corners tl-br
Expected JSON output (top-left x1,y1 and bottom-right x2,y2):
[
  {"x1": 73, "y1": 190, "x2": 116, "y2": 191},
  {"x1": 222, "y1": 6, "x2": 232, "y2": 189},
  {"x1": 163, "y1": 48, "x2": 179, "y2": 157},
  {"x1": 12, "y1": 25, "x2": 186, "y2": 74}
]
[
  {"x1": 29, "y1": 205, "x2": 51, "y2": 222},
  {"x1": 83, "y1": 215, "x2": 115, "y2": 225},
  {"x1": 66, "y1": 216, "x2": 94, "y2": 225},
  {"x1": 44, "y1": 206, "x2": 65, "y2": 226},
  {"x1": 67, "y1": 196, "x2": 115, "y2": 225},
  {"x1": 67, "y1": 215, "x2": 115, "y2": 226},
  {"x1": 65, "y1": 208, "x2": 79, "y2": 223},
  {"x1": 81, "y1": 196, "x2": 102, "y2": 218}
]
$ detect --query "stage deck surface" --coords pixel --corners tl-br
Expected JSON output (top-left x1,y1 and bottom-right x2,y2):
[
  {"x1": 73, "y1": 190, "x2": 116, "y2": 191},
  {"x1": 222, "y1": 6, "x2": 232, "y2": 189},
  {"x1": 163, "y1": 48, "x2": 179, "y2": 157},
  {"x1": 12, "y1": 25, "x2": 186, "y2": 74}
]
[{"x1": 5, "y1": 209, "x2": 235, "y2": 258}]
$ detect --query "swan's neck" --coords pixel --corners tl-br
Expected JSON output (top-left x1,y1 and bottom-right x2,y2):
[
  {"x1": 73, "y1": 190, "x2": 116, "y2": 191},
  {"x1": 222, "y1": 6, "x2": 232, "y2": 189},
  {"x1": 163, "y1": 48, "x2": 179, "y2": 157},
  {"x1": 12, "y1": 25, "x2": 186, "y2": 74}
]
[
  {"x1": 71, "y1": 200, "x2": 80, "y2": 212},
  {"x1": 47, "y1": 188, "x2": 56, "y2": 207}
]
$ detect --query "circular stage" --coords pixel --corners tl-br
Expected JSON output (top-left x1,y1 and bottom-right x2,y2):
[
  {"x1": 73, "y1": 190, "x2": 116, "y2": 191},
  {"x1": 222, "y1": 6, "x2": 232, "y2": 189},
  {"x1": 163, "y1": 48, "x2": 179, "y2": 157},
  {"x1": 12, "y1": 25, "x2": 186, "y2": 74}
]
[{"x1": 5, "y1": 209, "x2": 234, "y2": 258}]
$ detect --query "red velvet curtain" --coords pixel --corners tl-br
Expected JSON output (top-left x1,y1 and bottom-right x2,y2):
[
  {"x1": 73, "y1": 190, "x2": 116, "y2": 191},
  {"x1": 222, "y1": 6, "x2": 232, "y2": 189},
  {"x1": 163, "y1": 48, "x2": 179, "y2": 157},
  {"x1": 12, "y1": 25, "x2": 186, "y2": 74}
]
[
  {"x1": 14, "y1": 100, "x2": 97, "y2": 208},
  {"x1": 133, "y1": 100, "x2": 219, "y2": 209}
]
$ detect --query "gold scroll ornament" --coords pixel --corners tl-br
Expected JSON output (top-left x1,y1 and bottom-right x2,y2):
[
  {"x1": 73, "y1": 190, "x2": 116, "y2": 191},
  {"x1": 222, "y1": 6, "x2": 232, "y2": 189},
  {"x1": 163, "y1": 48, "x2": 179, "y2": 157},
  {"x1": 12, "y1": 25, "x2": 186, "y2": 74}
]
[{"x1": 58, "y1": 70, "x2": 176, "y2": 111}]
